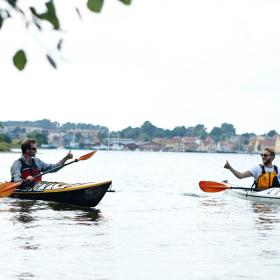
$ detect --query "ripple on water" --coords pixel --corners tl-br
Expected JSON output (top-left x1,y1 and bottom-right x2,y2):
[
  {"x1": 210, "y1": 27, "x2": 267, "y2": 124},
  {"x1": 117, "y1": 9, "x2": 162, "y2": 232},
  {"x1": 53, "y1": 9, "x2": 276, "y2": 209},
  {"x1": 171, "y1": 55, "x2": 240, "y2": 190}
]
[{"x1": 3, "y1": 152, "x2": 280, "y2": 280}]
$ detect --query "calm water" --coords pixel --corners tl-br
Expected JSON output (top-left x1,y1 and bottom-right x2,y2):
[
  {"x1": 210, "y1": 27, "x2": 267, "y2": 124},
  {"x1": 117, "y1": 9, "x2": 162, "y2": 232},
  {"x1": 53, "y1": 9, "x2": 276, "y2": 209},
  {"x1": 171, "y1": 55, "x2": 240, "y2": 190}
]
[{"x1": 1, "y1": 150, "x2": 280, "y2": 280}]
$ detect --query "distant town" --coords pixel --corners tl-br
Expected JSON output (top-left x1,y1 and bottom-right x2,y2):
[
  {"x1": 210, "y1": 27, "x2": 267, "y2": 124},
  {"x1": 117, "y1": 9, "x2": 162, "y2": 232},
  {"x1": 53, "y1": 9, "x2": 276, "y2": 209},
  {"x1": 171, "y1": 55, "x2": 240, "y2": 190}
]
[{"x1": 0, "y1": 119, "x2": 279, "y2": 153}]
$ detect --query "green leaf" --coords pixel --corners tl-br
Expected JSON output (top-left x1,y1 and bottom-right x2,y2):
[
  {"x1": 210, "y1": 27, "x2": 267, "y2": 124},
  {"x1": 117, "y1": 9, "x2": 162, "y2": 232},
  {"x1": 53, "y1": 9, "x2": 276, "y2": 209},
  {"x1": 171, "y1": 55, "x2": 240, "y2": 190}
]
[
  {"x1": 118, "y1": 0, "x2": 132, "y2": 4},
  {"x1": 87, "y1": 0, "x2": 104, "y2": 13},
  {"x1": 30, "y1": 1, "x2": 60, "y2": 30},
  {"x1": 13, "y1": 50, "x2": 27, "y2": 71},
  {"x1": 46, "y1": 54, "x2": 57, "y2": 69},
  {"x1": 44, "y1": 1, "x2": 59, "y2": 29},
  {"x1": 7, "y1": 0, "x2": 17, "y2": 7}
]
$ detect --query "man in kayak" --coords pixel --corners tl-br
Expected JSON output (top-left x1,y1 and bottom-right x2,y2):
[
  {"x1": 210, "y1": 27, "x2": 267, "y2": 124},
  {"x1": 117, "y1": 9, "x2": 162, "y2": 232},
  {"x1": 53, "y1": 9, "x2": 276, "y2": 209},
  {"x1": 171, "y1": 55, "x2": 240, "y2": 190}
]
[
  {"x1": 11, "y1": 138, "x2": 73, "y2": 183},
  {"x1": 224, "y1": 147, "x2": 280, "y2": 190}
]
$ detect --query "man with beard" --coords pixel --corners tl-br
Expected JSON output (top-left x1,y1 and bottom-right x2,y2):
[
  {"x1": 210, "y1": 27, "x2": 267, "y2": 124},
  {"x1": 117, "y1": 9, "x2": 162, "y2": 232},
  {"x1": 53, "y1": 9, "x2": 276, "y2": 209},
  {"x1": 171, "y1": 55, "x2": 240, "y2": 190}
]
[
  {"x1": 11, "y1": 138, "x2": 73, "y2": 184},
  {"x1": 224, "y1": 147, "x2": 280, "y2": 191}
]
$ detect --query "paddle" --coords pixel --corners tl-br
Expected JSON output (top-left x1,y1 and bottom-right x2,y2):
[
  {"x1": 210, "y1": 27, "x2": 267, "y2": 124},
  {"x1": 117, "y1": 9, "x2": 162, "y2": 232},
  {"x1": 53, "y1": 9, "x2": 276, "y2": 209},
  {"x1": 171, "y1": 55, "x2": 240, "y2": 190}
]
[
  {"x1": 0, "y1": 182, "x2": 21, "y2": 198},
  {"x1": 199, "y1": 180, "x2": 253, "y2": 193},
  {"x1": 0, "y1": 150, "x2": 97, "y2": 198},
  {"x1": 38, "y1": 150, "x2": 97, "y2": 177}
]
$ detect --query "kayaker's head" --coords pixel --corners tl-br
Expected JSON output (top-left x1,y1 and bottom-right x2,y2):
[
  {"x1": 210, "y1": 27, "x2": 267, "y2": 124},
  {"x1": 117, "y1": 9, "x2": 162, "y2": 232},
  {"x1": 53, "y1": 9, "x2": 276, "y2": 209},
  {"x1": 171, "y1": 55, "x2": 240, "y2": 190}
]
[
  {"x1": 21, "y1": 138, "x2": 37, "y2": 158},
  {"x1": 261, "y1": 147, "x2": 275, "y2": 166}
]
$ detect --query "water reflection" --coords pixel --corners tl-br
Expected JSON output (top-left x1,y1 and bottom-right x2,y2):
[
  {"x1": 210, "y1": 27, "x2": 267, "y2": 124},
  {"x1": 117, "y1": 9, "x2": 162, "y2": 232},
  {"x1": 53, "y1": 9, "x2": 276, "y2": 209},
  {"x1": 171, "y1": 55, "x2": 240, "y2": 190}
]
[
  {"x1": 182, "y1": 192, "x2": 204, "y2": 198},
  {"x1": 250, "y1": 202, "x2": 280, "y2": 259},
  {"x1": 74, "y1": 210, "x2": 102, "y2": 226},
  {"x1": 17, "y1": 272, "x2": 35, "y2": 280},
  {"x1": 201, "y1": 198, "x2": 226, "y2": 208},
  {"x1": 14, "y1": 235, "x2": 39, "y2": 250},
  {"x1": 8, "y1": 200, "x2": 38, "y2": 224},
  {"x1": 251, "y1": 202, "x2": 280, "y2": 234},
  {"x1": 47, "y1": 202, "x2": 103, "y2": 225},
  {"x1": 7, "y1": 199, "x2": 103, "y2": 225},
  {"x1": 7, "y1": 200, "x2": 105, "y2": 254}
]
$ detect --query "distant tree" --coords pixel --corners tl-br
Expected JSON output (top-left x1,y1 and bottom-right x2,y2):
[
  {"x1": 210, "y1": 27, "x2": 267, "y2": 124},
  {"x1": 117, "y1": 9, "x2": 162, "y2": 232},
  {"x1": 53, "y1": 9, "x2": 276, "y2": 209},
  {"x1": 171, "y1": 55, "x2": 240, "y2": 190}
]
[
  {"x1": 187, "y1": 124, "x2": 207, "y2": 139},
  {"x1": 220, "y1": 123, "x2": 236, "y2": 140},
  {"x1": 4, "y1": 134, "x2": 11, "y2": 143},
  {"x1": 1, "y1": 120, "x2": 58, "y2": 129},
  {"x1": 141, "y1": 121, "x2": 157, "y2": 139},
  {"x1": 35, "y1": 119, "x2": 59, "y2": 129},
  {"x1": 210, "y1": 127, "x2": 222, "y2": 143},
  {"x1": 138, "y1": 132, "x2": 149, "y2": 141},
  {"x1": 153, "y1": 128, "x2": 166, "y2": 138},
  {"x1": 120, "y1": 126, "x2": 139, "y2": 139},
  {"x1": 97, "y1": 126, "x2": 109, "y2": 142},
  {"x1": 74, "y1": 132, "x2": 83, "y2": 143},
  {"x1": 0, "y1": 0, "x2": 132, "y2": 70},
  {"x1": 0, "y1": 133, "x2": 11, "y2": 143},
  {"x1": 61, "y1": 122, "x2": 77, "y2": 131},
  {"x1": 171, "y1": 126, "x2": 187, "y2": 137},
  {"x1": 26, "y1": 131, "x2": 48, "y2": 146},
  {"x1": 267, "y1": 130, "x2": 278, "y2": 138},
  {"x1": 241, "y1": 133, "x2": 256, "y2": 145},
  {"x1": 167, "y1": 129, "x2": 175, "y2": 138},
  {"x1": 185, "y1": 127, "x2": 193, "y2": 137},
  {"x1": 12, "y1": 127, "x2": 26, "y2": 133},
  {"x1": 76, "y1": 123, "x2": 96, "y2": 130},
  {"x1": 210, "y1": 123, "x2": 236, "y2": 142}
]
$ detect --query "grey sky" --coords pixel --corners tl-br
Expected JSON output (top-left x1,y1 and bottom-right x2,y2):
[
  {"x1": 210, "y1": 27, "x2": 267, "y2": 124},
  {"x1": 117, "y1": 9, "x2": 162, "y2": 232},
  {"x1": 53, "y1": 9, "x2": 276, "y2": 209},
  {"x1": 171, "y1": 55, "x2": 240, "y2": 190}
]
[{"x1": 1, "y1": 0, "x2": 280, "y2": 134}]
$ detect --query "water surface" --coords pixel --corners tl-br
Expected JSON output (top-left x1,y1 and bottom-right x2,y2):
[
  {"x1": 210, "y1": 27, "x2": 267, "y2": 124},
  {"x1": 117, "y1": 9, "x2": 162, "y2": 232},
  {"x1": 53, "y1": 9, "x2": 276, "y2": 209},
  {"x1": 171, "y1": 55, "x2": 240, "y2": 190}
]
[{"x1": 1, "y1": 150, "x2": 280, "y2": 279}]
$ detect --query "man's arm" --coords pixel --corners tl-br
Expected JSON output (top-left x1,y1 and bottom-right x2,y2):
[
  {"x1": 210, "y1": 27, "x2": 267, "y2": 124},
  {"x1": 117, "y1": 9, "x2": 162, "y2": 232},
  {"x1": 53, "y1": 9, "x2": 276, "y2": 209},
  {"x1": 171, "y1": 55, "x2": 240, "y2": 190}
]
[
  {"x1": 224, "y1": 160, "x2": 252, "y2": 179},
  {"x1": 57, "y1": 151, "x2": 73, "y2": 166},
  {"x1": 10, "y1": 160, "x2": 22, "y2": 182},
  {"x1": 37, "y1": 151, "x2": 74, "y2": 173}
]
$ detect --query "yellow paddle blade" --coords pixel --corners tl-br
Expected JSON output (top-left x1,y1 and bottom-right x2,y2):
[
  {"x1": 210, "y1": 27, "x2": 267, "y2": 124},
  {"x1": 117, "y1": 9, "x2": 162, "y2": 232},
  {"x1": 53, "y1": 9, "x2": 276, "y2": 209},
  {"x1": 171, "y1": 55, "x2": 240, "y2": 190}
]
[
  {"x1": 0, "y1": 182, "x2": 21, "y2": 198},
  {"x1": 199, "y1": 181, "x2": 230, "y2": 193},
  {"x1": 78, "y1": 150, "x2": 96, "y2": 161}
]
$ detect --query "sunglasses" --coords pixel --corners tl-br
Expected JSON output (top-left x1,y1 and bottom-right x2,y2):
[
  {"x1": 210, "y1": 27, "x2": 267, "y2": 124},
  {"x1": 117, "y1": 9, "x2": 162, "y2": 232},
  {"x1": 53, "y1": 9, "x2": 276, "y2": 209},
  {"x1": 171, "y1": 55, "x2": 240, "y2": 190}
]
[
  {"x1": 260, "y1": 153, "x2": 271, "y2": 158},
  {"x1": 30, "y1": 147, "x2": 37, "y2": 151}
]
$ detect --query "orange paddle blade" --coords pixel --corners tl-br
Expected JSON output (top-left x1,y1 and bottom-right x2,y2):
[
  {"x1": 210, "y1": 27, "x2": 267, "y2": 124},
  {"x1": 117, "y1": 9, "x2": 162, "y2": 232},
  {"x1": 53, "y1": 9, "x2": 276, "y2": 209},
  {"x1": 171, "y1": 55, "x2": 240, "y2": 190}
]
[
  {"x1": 199, "y1": 181, "x2": 230, "y2": 193},
  {"x1": 0, "y1": 182, "x2": 21, "y2": 198},
  {"x1": 0, "y1": 189, "x2": 16, "y2": 198},
  {"x1": 78, "y1": 150, "x2": 96, "y2": 161}
]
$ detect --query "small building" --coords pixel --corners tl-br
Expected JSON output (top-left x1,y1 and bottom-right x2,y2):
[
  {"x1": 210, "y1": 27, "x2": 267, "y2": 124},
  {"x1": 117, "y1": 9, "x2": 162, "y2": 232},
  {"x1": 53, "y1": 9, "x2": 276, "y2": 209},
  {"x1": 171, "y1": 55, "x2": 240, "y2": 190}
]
[{"x1": 137, "y1": 141, "x2": 163, "y2": 152}]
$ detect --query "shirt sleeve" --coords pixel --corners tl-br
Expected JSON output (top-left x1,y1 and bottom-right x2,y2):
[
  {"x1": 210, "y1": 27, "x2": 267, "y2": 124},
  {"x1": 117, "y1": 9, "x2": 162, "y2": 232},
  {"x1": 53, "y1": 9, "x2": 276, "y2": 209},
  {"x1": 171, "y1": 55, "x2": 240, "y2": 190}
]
[
  {"x1": 10, "y1": 160, "x2": 22, "y2": 182},
  {"x1": 34, "y1": 158, "x2": 62, "y2": 173},
  {"x1": 249, "y1": 165, "x2": 261, "y2": 180}
]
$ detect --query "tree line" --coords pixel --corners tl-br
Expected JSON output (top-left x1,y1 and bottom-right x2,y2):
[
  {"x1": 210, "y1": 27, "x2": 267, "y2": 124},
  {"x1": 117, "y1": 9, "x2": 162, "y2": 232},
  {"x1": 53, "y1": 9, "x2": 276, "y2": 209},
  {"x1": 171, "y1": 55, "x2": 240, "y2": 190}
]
[
  {"x1": 0, "y1": 120, "x2": 278, "y2": 149},
  {"x1": 110, "y1": 121, "x2": 255, "y2": 142}
]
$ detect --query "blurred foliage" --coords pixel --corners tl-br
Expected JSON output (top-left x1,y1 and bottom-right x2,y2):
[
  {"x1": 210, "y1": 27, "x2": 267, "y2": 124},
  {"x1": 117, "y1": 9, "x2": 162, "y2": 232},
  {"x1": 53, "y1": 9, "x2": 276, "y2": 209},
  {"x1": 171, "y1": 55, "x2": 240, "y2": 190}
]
[
  {"x1": 0, "y1": 133, "x2": 12, "y2": 143},
  {"x1": 2, "y1": 119, "x2": 59, "y2": 129},
  {"x1": 267, "y1": 130, "x2": 278, "y2": 138},
  {"x1": 210, "y1": 123, "x2": 236, "y2": 143},
  {"x1": 26, "y1": 131, "x2": 48, "y2": 146},
  {"x1": 111, "y1": 122, "x2": 217, "y2": 141},
  {"x1": 0, "y1": 142, "x2": 10, "y2": 151},
  {"x1": 0, "y1": 0, "x2": 132, "y2": 70},
  {"x1": 0, "y1": 132, "x2": 12, "y2": 151}
]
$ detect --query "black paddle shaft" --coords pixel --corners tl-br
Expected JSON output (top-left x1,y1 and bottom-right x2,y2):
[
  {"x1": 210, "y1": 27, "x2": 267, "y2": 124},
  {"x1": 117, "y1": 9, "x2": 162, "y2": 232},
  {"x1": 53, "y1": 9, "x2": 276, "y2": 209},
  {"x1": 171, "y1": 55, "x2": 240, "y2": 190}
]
[{"x1": 33, "y1": 159, "x2": 79, "y2": 178}]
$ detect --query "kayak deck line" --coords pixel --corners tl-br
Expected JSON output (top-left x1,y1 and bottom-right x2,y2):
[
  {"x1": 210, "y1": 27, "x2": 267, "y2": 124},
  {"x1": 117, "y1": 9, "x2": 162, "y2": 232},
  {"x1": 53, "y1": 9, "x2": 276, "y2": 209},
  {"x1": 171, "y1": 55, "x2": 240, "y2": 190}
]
[
  {"x1": 228, "y1": 187, "x2": 280, "y2": 201},
  {"x1": 15, "y1": 180, "x2": 113, "y2": 193}
]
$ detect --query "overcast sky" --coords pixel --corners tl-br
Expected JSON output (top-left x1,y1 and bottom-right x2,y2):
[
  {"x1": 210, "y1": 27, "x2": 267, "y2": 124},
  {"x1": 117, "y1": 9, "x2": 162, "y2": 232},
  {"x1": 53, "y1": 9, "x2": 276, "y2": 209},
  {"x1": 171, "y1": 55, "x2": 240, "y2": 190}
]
[{"x1": 1, "y1": 0, "x2": 280, "y2": 134}]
